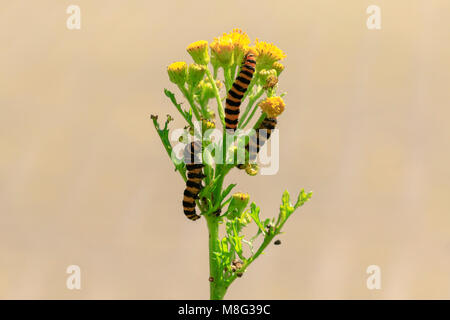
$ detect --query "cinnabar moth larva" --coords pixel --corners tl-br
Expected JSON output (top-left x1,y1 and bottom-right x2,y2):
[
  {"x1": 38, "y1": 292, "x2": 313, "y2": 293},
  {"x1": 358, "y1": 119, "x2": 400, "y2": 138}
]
[
  {"x1": 225, "y1": 53, "x2": 256, "y2": 130},
  {"x1": 182, "y1": 141, "x2": 205, "y2": 221},
  {"x1": 237, "y1": 117, "x2": 277, "y2": 169}
]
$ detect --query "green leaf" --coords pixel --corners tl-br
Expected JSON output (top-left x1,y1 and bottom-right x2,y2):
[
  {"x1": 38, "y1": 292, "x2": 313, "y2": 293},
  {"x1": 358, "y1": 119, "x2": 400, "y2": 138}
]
[
  {"x1": 249, "y1": 202, "x2": 265, "y2": 235},
  {"x1": 151, "y1": 114, "x2": 187, "y2": 181},
  {"x1": 164, "y1": 88, "x2": 193, "y2": 127},
  {"x1": 221, "y1": 184, "x2": 236, "y2": 203},
  {"x1": 276, "y1": 189, "x2": 313, "y2": 231},
  {"x1": 295, "y1": 189, "x2": 313, "y2": 209}
]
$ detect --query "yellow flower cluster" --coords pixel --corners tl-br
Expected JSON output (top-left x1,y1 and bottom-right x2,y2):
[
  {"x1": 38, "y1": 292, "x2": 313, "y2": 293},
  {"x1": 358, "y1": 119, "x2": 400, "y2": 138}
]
[
  {"x1": 210, "y1": 28, "x2": 250, "y2": 67},
  {"x1": 185, "y1": 29, "x2": 286, "y2": 72},
  {"x1": 259, "y1": 96, "x2": 286, "y2": 118},
  {"x1": 254, "y1": 39, "x2": 286, "y2": 69}
]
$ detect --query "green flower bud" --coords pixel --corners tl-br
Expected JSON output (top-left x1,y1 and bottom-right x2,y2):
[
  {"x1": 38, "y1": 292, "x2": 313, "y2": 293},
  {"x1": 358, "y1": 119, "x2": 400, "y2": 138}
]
[
  {"x1": 187, "y1": 63, "x2": 206, "y2": 89},
  {"x1": 186, "y1": 40, "x2": 210, "y2": 65},
  {"x1": 228, "y1": 192, "x2": 250, "y2": 219},
  {"x1": 259, "y1": 69, "x2": 277, "y2": 86},
  {"x1": 167, "y1": 61, "x2": 187, "y2": 86},
  {"x1": 199, "y1": 79, "x2": 222, "y2": 100},
  {"x1": 272, "y1": 62, "x2": 284, "y2": 76}
]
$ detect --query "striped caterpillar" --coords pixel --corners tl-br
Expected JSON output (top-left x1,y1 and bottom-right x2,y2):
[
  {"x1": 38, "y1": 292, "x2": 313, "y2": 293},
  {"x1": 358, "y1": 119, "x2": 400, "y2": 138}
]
[
  {"x1": 225, "y1": 53, "x2": 256, "y2": 130},
  {"x1": 237, "y1": 117, "x2": 277, "y2": 169},
  {"x1": 182, "y1": 141, "x2": 205, "y2": 221}
]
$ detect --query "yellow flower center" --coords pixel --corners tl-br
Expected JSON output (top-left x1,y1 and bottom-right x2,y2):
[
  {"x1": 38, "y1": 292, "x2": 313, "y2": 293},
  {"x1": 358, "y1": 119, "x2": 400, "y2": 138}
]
[
  {"x1": 168, "y1": 61, "x2": 187, "y2": 72},
  {"x1": 187, "y1": 40, "x2": 208, "y2": 53}
]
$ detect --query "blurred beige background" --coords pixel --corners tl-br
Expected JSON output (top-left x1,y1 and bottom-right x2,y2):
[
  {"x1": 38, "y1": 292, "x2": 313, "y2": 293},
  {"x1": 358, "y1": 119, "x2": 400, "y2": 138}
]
[{"x1": 1, "y1": 0, "x2": 449, "y2": 299}]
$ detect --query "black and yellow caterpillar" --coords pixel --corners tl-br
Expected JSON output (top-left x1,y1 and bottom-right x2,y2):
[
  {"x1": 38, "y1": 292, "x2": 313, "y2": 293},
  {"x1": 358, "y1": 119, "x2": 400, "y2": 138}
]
[
  {"x1": 225, "y1": 53, "x2": 256, "y2": 130},
  {"x1": 182, "y1": 141, "x2": 205, "y2": 221},
  {"x1": 237, "y1": 117, "x2": 277, "y2": 169}
]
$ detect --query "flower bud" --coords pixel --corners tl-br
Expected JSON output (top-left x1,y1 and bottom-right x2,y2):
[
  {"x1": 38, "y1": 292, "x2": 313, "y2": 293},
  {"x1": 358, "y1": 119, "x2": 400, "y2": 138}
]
[
  {"x1": 259, "y1": 69, "x2": 278, "y2": 88},
  {"x1": 227, "y1": 192, "x2": 250, "y2": 219},
  {"x1": 186, "y1": 40, "x2": 210, "y2": 65},
  {"x1": 167, "y1": 61, "x2": 187, "y2": 86},
  {"x1": 272, "y1": 62, "x2": 284, "y2": 76},
  {"x1": 232, "y1": 192, "x2": 249, "y2": 209},
  {"x1": 187, "y1": 63, "x2": 206, "y2": 89},
  {"x1": 202, "y1": 118, "x2": 215, "y2": 131},
  {"x1": 199, "y1": 79, "x2": 222, "y2": 100}
]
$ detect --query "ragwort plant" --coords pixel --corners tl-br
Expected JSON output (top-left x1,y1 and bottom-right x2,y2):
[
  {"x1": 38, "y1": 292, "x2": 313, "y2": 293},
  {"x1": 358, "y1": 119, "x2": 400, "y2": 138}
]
[{"x1": 151, "y1": 28, "x2": 312, "y2": 300}]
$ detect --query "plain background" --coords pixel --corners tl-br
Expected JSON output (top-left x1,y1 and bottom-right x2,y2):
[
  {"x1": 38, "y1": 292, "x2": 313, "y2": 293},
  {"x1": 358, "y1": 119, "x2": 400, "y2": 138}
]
[{"x1": 1, "y1": 0, "x2": 450, "y2": 299}]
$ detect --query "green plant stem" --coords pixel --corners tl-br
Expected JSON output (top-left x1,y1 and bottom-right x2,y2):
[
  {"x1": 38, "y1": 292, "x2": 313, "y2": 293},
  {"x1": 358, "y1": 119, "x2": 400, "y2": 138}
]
[
  {"x1": 205, "y1": 68, "x2": 225, "y2": 126},
  {"x1": 206, "y1": 214, "x2": 227, "y2": 300},
  {"x1": 224, "y1": 67, "x2": 233, "y2": 92},
  {"x1": 225, "y1": 231, "x2": 277, "y2": 287},
  {"x1": 241, "y1": 73, "x2": 259, "y2": 104},
  {"x1": 239, "y1": 87, "x2": 265, "y2": 129},
  {"x1": 238, "y1": 88, "x2": 264, "y2": 129},
  {"x1": 253, "y1": 112, "x2": 267, "y2": 129},
  {"x1": 178, "y1": 85, "x2": 202, "y2": 120}
]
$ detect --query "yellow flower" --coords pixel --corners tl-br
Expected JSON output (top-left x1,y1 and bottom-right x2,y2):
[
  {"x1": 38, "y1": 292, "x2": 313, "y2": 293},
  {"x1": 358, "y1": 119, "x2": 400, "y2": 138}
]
[
  {"x1": 228, "y1": 28, "x2": 251, "y2": 62},
  {"x1": 259, "y1": 96, "x2": 285, "y2": 118},
  {"x1": 210, "y1": 28, "x2": 252, "y2": 67},
  {"x1": 228, "y1": 28, "x2": 250, "y2": 49},
  {"x1": 167, "y1": 61, "x2": 187, "y2": 85},
  {"x1": 272, "y1": 62, "x2": 284, "y2": 76},
  {"x1": 210, "y1": 34, "x2": 234, "y2": 67},
  {"x1": 186, "y1": 40, "x2": 210, "y2": 65},
  {"x1": 253, "y1": 39, "x2": 286, "y2": 69}
]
